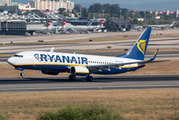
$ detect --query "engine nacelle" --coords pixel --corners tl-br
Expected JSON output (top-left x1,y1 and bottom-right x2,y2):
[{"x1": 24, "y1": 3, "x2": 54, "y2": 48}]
[
  {"x1": 41, "y1": 70, "x2": 59, "y2": 75},
  {"x1": 70, "y1": 66, "x2": 89, "y2": 76}
]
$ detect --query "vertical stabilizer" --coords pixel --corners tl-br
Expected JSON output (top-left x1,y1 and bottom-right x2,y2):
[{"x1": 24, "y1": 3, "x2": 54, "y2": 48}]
[
  {"x1": 62, "y1": 20, "x2": 67, "y2": 27},
  {"x1": 100, "y1": 19, "x2": 104, "y2": 26},
  {"x1": 47, "y1": 20, "x2": 51, "y2": 28},
  {"x1": 86, "y1": 20, "x2": 93, "y2": 26},
  {"x1": 118, "y1": 27, "x2": 152, "y2": 60}
]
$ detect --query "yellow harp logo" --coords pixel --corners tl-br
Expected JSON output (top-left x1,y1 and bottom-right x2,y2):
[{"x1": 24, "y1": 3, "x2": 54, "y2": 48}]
[{"x1": 137, "y1": 40, "x2": 146, "y2": 55}]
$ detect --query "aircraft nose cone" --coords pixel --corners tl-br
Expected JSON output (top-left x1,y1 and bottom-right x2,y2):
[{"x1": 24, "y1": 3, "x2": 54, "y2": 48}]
[{"x1": 7, "y1": 57, "x2": 15, "y2": 65}]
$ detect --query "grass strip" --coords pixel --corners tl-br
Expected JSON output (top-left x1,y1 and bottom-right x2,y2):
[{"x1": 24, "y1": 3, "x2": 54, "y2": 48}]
[{"x1": 0, "y1": 89, "x2": 179, "y2": 120}]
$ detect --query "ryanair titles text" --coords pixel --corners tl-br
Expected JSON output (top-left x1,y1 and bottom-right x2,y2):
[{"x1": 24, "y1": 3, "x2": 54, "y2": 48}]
[{"x1": 34, "y1": 54, "x2": 88, "y2": 64}]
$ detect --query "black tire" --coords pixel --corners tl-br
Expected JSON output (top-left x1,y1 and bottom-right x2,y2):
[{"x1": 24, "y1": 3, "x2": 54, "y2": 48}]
[
  {"x1": 20, "y1": 73, "x2": 24, "y2": 76},
  {"x1": 86, "y1": 76, "x2": 93, "y2": 82},
  {"x1": 69, "y1": 75, "x2": 76, "y2": 81}
]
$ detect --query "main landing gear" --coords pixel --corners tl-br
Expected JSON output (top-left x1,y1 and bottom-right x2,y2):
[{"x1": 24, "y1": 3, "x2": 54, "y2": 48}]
[
  {"x1": 86, "y1": 75, "x2": 93, "y2": 82},
  {"x1": 69, "y1": 75, "x2": 76, "y2": 81},
  {"x1": 68, "y1": 74, "x2": 93, "y2": 82},
  {"x1": 86, "y1": 73, "x2": 93, "y2": 82}
]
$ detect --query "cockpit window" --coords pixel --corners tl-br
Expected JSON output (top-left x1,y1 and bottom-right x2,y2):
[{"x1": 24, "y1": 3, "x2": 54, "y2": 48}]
[
  {"x1": 14, "y1": 55, "x2": 23, "y2": 57},
  {"x1": 14, "y1": 55, "x2": 18, "y2": 57},
  {"x1": 19, "y1": 55, "x2": 23, "y2": 57}
]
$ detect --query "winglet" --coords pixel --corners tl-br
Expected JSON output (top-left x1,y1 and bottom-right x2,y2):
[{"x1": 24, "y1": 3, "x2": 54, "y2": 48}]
[
  {"x1": 50, "y1": 47, "x2": 54, "y2": 52},
  {"x1": 149, "y1": 49, "x2": 159, "y2": 62}
]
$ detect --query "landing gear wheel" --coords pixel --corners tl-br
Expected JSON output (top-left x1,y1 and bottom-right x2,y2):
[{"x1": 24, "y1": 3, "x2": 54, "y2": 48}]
[
  {"x1": 86, "y1": 76, "x2": 93, "y2": 82},
  {"x1": 20, "y1": 72, "x2": 25, "y2": 76},
  {"x1": 69, "y1": 75, "x2": 76, "y2": 81}
]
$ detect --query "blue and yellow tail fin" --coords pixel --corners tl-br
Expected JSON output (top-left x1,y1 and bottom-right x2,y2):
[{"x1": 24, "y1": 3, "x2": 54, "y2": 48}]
[{"x1": 117, "y1": 27, "x2": 152, "y2": 60}]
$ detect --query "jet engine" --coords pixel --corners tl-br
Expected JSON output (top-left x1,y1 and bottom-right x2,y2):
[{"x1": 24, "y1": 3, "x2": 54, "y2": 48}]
[{"x1": 70, "y1": 66, "x2": 89, "y2": 76}]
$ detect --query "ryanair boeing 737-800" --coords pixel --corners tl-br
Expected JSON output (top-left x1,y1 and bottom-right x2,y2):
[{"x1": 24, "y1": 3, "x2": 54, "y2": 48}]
[{"x1": 7, "y1": 27, "x2": 159, "y2": 81}]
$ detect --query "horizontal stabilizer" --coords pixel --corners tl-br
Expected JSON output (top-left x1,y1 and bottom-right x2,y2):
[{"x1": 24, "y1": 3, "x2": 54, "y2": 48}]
[
  {"x1": 50, "y1": 47, "x2": 54, "y2": 52},
  {"x1": 116, "y1": 53, "x2": 127, "y2": 57}
]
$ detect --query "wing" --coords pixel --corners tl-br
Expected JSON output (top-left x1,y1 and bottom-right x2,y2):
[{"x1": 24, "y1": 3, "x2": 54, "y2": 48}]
[
  {"x1": 87, "y1": 61, "x2": 145, "y2": 71},
  {"x1": 87, "y1": 49, "x2": 159, "y2": 71}
]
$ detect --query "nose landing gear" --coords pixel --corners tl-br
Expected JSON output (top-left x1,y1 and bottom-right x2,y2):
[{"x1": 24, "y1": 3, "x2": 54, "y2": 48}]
[
  {"x1": 15, "y1": 67, "x2": 24, "y2": 77},
  {"x1": 69, "y1": 72, "x2": 94, "y2": 82},
  {"x1": 20, "y1": 72, "x2": 25, "y2": 76}
]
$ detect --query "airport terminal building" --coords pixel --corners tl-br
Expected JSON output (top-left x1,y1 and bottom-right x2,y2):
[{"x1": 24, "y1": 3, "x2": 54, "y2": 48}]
[{"x1": 104, "y1": 19, "x2": 131, "y2": 32}]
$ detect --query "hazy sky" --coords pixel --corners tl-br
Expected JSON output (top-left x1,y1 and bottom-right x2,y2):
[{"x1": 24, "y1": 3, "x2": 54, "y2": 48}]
[{"x1": 73, "y1": 0, "x2": 176, "y2": 5}]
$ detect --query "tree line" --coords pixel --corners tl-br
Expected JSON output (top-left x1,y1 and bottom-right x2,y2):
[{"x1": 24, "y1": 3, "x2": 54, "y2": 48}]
[
  {"x1": 0, "y1": 3, "x2": 177, "y2": 25},
  {"x1": 74, "y1": 4, "x2": 156, "y2": 20},
  {"x1": 73, "y1": 3, "x2": 177, "y2": 25}
]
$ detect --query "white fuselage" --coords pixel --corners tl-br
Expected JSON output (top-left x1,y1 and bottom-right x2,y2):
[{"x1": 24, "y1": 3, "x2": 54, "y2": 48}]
[
  {"x1": 65, "y1": 25, "x2": 91, "y2": 31},
  {"x1": 88, "y1": 25, "x2": 105, "y2": 30},
  {"x1": 43, "y1": 26, "x2": 64, "y2": 31},
  {"x1": 7, "y1": 51, "x2": 143, "y2": 75}
]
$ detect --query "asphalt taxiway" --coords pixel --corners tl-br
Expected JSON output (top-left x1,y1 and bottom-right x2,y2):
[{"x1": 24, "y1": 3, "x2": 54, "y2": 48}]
[
  {"x1": 0, "y1": 74, "x2": 179, "y2": 92},
  {"x1": 0, "y1": 29, "x2": 178, "y2": 43}
]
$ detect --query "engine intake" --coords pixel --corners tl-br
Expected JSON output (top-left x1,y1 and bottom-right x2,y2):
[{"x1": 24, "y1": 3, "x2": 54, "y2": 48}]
[{"x1": 70, "y1": 66, "x2": 89, "y2": 76}]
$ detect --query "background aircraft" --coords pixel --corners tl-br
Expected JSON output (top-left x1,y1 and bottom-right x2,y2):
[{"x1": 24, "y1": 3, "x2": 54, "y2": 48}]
[
  {"x1": 88, "y1": 19, "x2": 106, "y2": 32},
  {"x1": 148, "y1": 22, "x2": 177, "y2": 29},
  {"x1": 7, "y1": 27, "x2": 158, "y2": 81},
  {"x1": 43, "y1": 20, "x2": 67, "y2": 34},
  {"x1": 63, "y1": 20, "x2": 93, "y2": 34}
]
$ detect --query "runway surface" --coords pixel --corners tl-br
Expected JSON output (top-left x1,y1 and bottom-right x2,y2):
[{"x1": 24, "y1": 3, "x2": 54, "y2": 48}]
[{"x1": 0, "y1": 74, "x2": 179, "y2": 92}]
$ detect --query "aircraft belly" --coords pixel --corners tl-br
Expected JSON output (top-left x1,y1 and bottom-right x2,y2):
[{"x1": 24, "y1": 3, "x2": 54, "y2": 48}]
[{"x1": 17, "y1": 64, "x2": 68, "y2": 71}]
